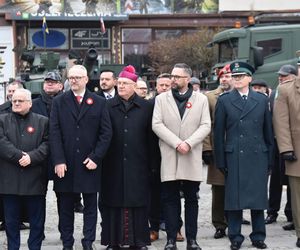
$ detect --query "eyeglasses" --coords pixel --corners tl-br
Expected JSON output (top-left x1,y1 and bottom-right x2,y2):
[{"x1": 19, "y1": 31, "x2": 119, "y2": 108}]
[
  {"x1": 117, "y1": 81, "x2": 133, "y2": 86},
  {"x1": 170, "y1": 75, "x2": 188, "y2": 80},
  {"x1": 232, "y1": 74, "x2": 249, "y2": 80},
  {"x1": 68, "y1": 76, "x2": 85, "y2": 81},
  {"x1": 12, "y1": 99, "x2": 30, "y2": 104}
]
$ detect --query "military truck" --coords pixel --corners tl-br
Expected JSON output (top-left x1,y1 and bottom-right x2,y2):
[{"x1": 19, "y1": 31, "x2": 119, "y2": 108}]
[{"x1": 208, "y1": 23, "x2": 300, "y2": 89}]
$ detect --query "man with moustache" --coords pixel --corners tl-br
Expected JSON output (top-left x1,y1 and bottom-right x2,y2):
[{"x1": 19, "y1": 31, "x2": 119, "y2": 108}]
[
  {"x1": 203, "y1": 64, "x2": 234, "y2": 239},
  {"x1": 214, "y1": 62, "x2": 273, "y2": 250},
  {"x1": 264, "y1": 64, "x2": 297, "y2": 230},
  {"x1": 101, "y1": 65, "x2": 154, "y2": 250},
  {"x1": 273, "y1": 63, "x2": 300, "y2": 248},
  {"x1": 152, "y1": 63, "x2": 211, "y2": 250},
  {"x1": 49, "y1": 65, "x2": 112, "y2": 250}
]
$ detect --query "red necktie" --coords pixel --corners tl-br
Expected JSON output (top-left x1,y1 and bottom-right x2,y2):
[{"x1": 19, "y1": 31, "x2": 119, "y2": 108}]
[{"x1": 76, "y1": 96, "x2": 82, "y2": 104}]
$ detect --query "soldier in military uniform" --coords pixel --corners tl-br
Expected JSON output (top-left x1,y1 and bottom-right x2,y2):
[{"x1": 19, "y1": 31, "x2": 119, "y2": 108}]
[
  {"x1": 273, "y1": 66, "x2": 300, "y2": 248},
  {"x1": 203, "y1": 64, "x2": 233, "y2": 239},
  {"x1": 214, "y1": 62, "x2": 273, "y2": 250}
]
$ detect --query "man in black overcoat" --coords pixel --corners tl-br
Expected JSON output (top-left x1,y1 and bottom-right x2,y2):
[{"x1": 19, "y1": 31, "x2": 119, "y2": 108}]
[
  {"x1": 214, "y1": 62, "x2": 273, "y2": 250},
  {"x1": 101, "y1": 65, "x2": 154, "y2": 250},
  {"x1": 0, "y1": 81, "x2": 29, "y2": 231},
  {"x1": 0, "y1": 88, "x2": 49, "y2": 249},
  {"x1": 49, "y1": 65, "x2": 112, "y2": 250}
]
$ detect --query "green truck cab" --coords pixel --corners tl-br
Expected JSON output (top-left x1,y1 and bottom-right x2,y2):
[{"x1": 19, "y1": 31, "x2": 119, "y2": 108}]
[{"x1": 208, "y1": 23, "x2": 300, "y2": 89}]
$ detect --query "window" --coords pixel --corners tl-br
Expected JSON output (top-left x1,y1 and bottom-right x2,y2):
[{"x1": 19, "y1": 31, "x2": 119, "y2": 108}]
[
  {"x1": 218, "y1": 38, "x2": 238, "y2": 63},
  {"x1": 154, "y1": 30, "x2": 183, "y2": 40},
  {"x1": 257, "y1": 39, "x2": 282, "y2": 58}
]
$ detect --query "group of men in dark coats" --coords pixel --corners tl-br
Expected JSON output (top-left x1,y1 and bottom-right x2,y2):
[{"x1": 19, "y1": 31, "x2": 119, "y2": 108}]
[{"x1": 0, "y1": 60, "x2": 290, "y2": 250}]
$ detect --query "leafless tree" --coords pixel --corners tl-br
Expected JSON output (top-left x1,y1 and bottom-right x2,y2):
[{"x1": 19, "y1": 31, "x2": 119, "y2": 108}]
[{"x1": 148, "y1": 27, "x2": 221, "y2": 77}]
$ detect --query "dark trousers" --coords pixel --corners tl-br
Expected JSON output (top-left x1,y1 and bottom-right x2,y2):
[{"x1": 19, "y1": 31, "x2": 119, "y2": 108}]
[
  {"x1": 212, "y1": 185, "x2": 227, "y2": 230},
  {"x1": 227, "y1": 210, "x2": 265, "y2": 244},
  {"x1": 149, "y1": 171, "x2": 161, "y2": 232},
  {"x1": 162, "y1": 180, "x2": 200, "y2": 240},
  {"x1": 59, "y1": 192, "x2": 97, "y2": 248},
  {"x1": 2, "y1": 194, "x2": 45, "y2": 250},
  {"x1": 268, "y1": 157, "x2": 292, "y2": 221},
  {"x1": 0, "y1": 195, "x2": 29, "y2": 223},
  {"x1": 56, "y1": 192, "x2": 83, "y2": 234}
]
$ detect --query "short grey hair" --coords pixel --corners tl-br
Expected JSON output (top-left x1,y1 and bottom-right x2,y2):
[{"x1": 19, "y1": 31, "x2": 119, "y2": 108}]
[
  {"x1": 173, "y1": 63, "x2": 192, "y2": 77},
  {"x1": 12, "y1": 88, "x2": 32, "y2": 101},
  {"x1": 69, "y1": 64, "x2": 88, "y2": 76}
]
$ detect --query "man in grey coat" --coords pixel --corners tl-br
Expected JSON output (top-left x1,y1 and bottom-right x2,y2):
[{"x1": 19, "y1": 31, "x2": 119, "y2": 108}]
[
  {"x1": 152, "y1": 63, "x2": 211, "y2": 250},
  {"x1": 214, "y1": 62, "x2": 273, "y2": 250}
]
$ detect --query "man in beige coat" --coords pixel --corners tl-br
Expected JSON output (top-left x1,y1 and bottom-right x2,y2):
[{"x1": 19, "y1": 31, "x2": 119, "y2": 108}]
[
  {"x1": 203, "y1": 64, "x2": 234, "y2": 239},
  {"x1": 273, "y1": 75, "x2": 300, "y2": 248},
  {"x1": 152, "y1": 63, "x2": 211, "y2": 250}
]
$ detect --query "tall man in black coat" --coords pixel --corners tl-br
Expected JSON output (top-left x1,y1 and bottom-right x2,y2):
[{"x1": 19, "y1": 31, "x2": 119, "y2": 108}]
[
  {"x1": 0, "y1": 88, "x2": 49, "y2": 250},
  {"x1": 101, "y1": 65, "x2": 154, "y2": 250},
  {"x1": 214, "y1": 62, "x2": 273, "y2": 250},
  {"x1": 49, "y1": 65, "x2": 112, "y2": 250},
  {"x1": 32, "y1": 71, "x2": 84, "y2": 215}
]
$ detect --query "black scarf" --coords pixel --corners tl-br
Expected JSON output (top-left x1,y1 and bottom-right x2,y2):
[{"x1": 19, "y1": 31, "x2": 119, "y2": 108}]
[
  {"x1": 172, "y1": 84, "x2": 193, "y2": 119},
  {"x1": 41, "y1": 90, "x2": 63, "y2": 116}
]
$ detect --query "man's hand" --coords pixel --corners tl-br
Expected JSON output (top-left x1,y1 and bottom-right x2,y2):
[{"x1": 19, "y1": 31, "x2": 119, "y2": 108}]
[
  {"x1": 55, "y1": 164, "x2": 67, "y2": 178},
  {"x1": 281, "y1": 151, "x2": 297, "y2": 161},
  {"x1": 176, "y1": 142, "x2": 191, "y2": 155},
  {"x1": 19, "y1": 152, "x2": 31, "y2": 167},
  {"x1": 83, "y1": 158, "x2": 97, "y2": 170},
  {"x1": 219, "y1": 168, "x2": 228, "y2": 177},
  {"x1": 202, "y1": 150, "x2": 213, "y2": 165}
]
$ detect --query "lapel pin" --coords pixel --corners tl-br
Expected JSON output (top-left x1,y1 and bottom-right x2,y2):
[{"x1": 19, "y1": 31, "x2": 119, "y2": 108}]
[{"x1": 86, "y1": 98, "x2": 94, "y2": 105}]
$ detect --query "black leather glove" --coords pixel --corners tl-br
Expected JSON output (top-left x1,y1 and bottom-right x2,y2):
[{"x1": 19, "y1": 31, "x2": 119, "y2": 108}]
[
  {"x1": 219, "y1": 168, "x2": 228, "y2": 177},
  {"x1": 202, "y1": 150, "x2": 214, "y2": 165},
  {"x1": 281, "y1": 151, "x2": 297, "y2": 161}
]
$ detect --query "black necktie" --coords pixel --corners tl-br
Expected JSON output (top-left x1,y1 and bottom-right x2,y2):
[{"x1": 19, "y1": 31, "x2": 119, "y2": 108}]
[{"x1": 242, "y1": 95, "x2": 247, "y2": 106}]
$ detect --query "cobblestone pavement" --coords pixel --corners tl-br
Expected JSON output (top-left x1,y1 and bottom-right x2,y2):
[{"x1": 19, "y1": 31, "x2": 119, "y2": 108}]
[{"x1": 0, "y1": 166, "x2": 298, "y2": 250}]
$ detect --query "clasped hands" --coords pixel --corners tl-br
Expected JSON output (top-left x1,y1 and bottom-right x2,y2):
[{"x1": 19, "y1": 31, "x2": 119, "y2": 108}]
[
  {"x1": 55, "y1": 158, "x2": 97, "y2": 178},
  {"x1": 176, "y1": 141, "x2": 191, "y2": 154}
]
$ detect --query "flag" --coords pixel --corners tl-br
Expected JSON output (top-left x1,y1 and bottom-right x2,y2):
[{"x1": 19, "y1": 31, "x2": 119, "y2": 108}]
[
  {"x1": 100, "y1": 17, "x2": 106, "y2": 34},
  {"x1": 42, "y1": 16, "x2": 49, "y2": 34}
]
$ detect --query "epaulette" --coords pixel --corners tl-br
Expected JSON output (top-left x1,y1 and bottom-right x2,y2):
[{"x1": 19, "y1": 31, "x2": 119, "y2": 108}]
[
  {"x1": 256, "y1": 91, "x2": 268, "y2": 98},
  {"x1": 219, "y1": 91, "x2": 230, "y2": 97}
]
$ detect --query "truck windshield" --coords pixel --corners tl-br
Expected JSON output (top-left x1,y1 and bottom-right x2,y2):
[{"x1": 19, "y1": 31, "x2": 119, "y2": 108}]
[{"x1": 218, "y1": 38, "x2": 238, "y2": 63}]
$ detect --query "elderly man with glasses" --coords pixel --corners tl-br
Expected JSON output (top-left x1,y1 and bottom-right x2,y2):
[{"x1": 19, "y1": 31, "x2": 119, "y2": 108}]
[
  {"x1": 0, "y1": 88, "x2": 49, "y2": 250},
  {"x1": 101, "y1": 65, "x2": 155, "y2": 250}
]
